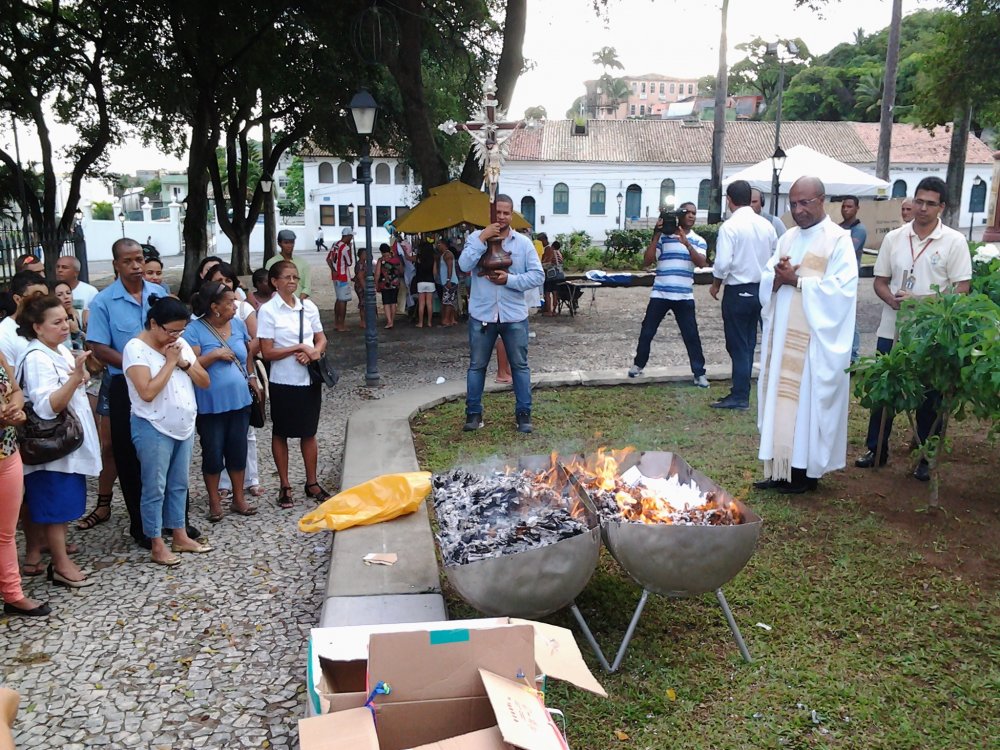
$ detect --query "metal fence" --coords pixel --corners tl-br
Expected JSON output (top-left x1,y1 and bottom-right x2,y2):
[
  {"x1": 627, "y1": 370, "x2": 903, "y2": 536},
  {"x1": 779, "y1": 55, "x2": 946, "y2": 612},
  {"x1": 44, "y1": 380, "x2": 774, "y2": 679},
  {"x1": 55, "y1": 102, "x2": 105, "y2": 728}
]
[{"x1": 0, "y1": 225, "x2": 78, "y2": 284}]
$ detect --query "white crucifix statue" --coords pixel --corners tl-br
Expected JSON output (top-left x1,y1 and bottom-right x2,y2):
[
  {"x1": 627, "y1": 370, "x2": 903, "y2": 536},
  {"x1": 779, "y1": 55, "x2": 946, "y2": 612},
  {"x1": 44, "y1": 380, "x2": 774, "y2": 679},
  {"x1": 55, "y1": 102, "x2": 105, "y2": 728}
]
[{"x1": 439, "y1": 79, "x2": 534, "y2": 272}]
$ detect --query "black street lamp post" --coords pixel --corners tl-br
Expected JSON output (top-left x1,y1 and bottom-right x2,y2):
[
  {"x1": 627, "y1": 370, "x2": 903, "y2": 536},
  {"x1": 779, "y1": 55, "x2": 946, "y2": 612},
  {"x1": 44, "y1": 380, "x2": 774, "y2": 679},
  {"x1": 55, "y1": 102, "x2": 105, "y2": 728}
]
[
  {"x1": 350, "y1": 88, "x2": 380, "y2": 387},
  {"x1": 118, "y1": 210, "x2": 126, "y2": 238},
  {"x1": 616, "y1": 192, "x2": 623, "y2": 229},
  {"x1": 766, "y1": 40, "x2": 798, "y2": 214},
  {"x1": 771, "y1": 147, "x2": 787, "y2": 217}
]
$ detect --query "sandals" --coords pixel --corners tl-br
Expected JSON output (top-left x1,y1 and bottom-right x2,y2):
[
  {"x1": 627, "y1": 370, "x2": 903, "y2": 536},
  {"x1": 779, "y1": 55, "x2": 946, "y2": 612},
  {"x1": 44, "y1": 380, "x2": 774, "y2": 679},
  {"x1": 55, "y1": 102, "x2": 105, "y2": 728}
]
[
  {"x1": 229, "y1": 503, "x2": 258, "y2": 517},
  {"x1": 77, "y1": 494, "x2": 112, "y2": 530},
  {"x1": 207, "y1": 510, "x2": 225, "y2": 524},
  {"x1": 21, "y1": 560, "x2": 46, "y2": 577},
  {"x1": 277, "y1": 486, "x2": 294, "y2": 509},
  {"x1": 304, "y1": 482, "x2": 329, "y2": 502}
]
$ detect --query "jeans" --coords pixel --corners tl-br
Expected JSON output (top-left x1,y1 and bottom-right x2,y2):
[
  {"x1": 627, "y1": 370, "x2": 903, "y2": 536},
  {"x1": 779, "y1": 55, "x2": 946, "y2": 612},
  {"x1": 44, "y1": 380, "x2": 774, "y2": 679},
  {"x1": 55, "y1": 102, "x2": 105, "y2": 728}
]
[
  {"x1": 0, "y1": 452, "x2": 24, "y2": 603},
  {"x1": 633, "y1": 297, "x2": 706, "y2": 376},
  {"x1": 131, "y1": 415, "x2": 194, "y2": 539},
  {"x1": 196, "y1": 407, "x2": 251, "y2": 475},
  {"x1": 865, "y1": 336, "x2": 941, "y2": 458},
  {"x1": 110, "y1": 375, "x2": 143, "y2": 540},
  {"x1": 721, "y1": 283, "x2": 761, "y2": 402},
  {"x1": 467, "y1": 317, "x2": 531, "y2": 415}
]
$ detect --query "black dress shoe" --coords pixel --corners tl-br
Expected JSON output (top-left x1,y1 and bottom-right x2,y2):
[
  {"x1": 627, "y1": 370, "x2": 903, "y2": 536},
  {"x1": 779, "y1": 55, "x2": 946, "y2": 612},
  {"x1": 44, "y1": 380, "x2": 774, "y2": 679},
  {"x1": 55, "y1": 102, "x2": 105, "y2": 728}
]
[
  {"x1": 133, "y1": 535, "x2": 152, "y2": 550},
  {"x1": 753, "y1": 478, "x2": 789, "y2": 490},
  {"x1": 3, "y1": 601, "x2": 51, "y2": 617},
  {"x1": 854, "y1": 450, "x2": 887, "y2": 468},
  {"x1": 710, "y1": 397, "x2": 750, "y2": 410},
  {"x1": 913, "y1": 462, "x2": 930, "y2": 482}
]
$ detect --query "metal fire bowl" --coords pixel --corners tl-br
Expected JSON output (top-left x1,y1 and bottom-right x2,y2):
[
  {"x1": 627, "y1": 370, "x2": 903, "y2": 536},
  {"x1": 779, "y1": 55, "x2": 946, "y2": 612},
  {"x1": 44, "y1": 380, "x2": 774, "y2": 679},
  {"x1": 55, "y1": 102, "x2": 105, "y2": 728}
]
[
  {"x1": 441, "y1": 454, "x2": 602, "y2": 619},
  {"x1": 567, "y1": 450, "x2": 763, "y2": 597}
]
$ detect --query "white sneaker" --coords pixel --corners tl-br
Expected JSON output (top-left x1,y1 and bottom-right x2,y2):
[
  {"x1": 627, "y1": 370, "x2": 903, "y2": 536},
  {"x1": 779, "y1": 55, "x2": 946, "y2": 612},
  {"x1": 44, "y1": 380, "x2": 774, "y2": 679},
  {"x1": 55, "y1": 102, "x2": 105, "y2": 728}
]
[
  {"x1": 693, "y1": 374, "x2": 710, "y2": 388},
  {"x1": 627, "y1": 365, "x2": 643, "y2": 378}
]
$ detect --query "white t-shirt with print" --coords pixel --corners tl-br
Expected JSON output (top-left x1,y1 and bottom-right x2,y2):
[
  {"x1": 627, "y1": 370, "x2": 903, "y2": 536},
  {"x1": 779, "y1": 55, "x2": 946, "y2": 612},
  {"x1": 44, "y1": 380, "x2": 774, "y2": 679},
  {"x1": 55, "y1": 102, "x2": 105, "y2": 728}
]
[{"x1": 123, "y1": 337, "x2": 198, "y2": 440}]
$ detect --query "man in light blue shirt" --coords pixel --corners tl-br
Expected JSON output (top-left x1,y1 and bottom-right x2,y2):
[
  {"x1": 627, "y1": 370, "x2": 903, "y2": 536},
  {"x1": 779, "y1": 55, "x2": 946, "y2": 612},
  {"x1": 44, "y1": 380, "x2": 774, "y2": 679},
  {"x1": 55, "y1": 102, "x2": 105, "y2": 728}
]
[
  {"x1": 87, "y1": 238, "x2": 199, "y2": 549},
  {"x1": 459, "y1": 194, "x2": 544, "y2": 433}
]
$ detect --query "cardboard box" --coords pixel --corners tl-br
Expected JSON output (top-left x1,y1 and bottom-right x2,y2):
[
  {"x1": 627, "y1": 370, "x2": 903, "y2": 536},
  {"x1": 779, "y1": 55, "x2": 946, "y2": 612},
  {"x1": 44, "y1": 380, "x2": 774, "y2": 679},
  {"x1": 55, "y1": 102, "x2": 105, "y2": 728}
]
[
  {"x1": 301, "y1": 619, "x2": 606, "y2": 750},
  {"x1": 308, "y1": 618, "x2": 605, "y2": 716}
]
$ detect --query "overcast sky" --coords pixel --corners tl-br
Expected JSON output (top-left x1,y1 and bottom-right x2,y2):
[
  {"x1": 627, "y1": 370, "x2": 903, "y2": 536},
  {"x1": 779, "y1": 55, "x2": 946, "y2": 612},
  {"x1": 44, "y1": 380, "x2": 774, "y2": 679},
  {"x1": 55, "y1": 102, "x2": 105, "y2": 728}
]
[{"x1": 5, "y1": 0, "x2": 944, "y2": 177}]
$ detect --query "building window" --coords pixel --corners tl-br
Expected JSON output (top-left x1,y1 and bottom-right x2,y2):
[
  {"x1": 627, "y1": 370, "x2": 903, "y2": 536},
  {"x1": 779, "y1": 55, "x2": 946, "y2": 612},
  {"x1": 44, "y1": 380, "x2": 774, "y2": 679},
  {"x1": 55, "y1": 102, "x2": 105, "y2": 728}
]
[
  {"x1": 319, "y1": 205, "x2": 336, "y2": 226},
  {"x1": 553, "y1": 182, "x2": 569, "y2": 214},
  {"x1": 669, "y1": 83, "x2": 675, "y2": 94},
  {"x1": 697, "y1": 179, "x2": 712, "y2": 211},
  {"x1": 659, "y1": 179, "x2": 676, "y2": 209},
  {"x1": 338, "y1": 205, "x2": 354, "y2": 226},
  {"x1": 892, "y1": 179, "x2": 907, "y2": 198},
  {"x1": 395, "y1": 206, "x2": 409, "y2": 220},
  {"x1": 318, "y1": 162, "x2": 334, "y2": 184},
  {"x1": 337, "y1": 162, "x2": 354, "y2": 184},
  {"x1": 358, "y1": 205, "x2": 368, "y2": 227},
  {"x1": 376, "y1": 205, "x2": 392, "y2": 226},
  {"x1": 687, "y1": 84, "x2": 694, "y2": 95},
  {"x1": 394, "y1": 164, "x2": 409, "y2": 184},
  {"x1": 625, "y1": 184, "x2": 641, "y2": 220},
  {"x1": 590, "y1": 183, "x2": 606, "y2": 215},
  {"x1": 374, "y1": 163, "x2": 390, "y2": 184},
  {"x1": 630, "y1": 104, "x2": 635, "y2": 116},
  {"x1": 639, "y1": 105, "x2": 645, "y2": 116},
  {"x1": 641, "y1": 82, "x2": 646, "y2": 94},
  {"x1": 520, "y1": 196, "x2": 536, "y2": 228},
  {"x1": 631, "y1": 82, "x2": 637, "y2": 94},
  {"x1": 659, "y1": 83, "x2": 665, "y2": 94}
]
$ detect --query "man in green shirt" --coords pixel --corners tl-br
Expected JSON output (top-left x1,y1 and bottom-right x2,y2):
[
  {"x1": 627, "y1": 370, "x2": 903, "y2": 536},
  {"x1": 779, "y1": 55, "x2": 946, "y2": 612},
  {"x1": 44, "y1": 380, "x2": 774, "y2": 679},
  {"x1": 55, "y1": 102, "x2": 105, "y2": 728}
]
[{"x1": 264, "y1": 229, "x2": 312, "y2": 299}]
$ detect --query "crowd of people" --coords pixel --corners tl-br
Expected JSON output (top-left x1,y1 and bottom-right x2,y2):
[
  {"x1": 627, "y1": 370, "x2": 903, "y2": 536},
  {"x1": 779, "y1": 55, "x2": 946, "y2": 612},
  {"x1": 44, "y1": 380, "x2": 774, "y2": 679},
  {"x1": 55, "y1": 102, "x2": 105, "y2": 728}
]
[{"x1": 0, "y1": 238, "x2": 328, "y2": 618}]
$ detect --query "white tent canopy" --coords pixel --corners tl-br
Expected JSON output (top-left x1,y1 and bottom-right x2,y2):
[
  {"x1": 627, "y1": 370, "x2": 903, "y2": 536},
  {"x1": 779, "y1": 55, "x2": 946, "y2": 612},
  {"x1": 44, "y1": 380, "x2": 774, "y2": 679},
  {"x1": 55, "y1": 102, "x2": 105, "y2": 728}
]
[{"x1": 723, "y1": 145, "x2": 890, "y2": 197}]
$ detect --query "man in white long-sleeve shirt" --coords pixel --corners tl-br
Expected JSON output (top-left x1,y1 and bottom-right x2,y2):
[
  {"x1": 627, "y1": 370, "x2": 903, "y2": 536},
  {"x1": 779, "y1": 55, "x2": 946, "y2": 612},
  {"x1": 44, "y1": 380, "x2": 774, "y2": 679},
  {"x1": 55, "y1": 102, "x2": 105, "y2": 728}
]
[
  {"x1": 754, "y1": 176, "x2": 858, "y2": 494},
  {"x1": 459, "y1": 194, "x2": 544, "y2": 433},
  {"x1": 710, "y1": 180, "x2": 777, "y2": 409}
]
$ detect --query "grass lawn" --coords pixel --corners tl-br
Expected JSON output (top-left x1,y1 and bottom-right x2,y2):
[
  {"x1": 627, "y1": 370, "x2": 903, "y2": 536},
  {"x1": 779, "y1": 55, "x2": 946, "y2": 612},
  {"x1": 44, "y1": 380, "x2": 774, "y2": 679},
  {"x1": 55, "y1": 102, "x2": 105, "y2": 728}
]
[{"x1": 412, "y1": 384, "x2": 999, "y2": 750}]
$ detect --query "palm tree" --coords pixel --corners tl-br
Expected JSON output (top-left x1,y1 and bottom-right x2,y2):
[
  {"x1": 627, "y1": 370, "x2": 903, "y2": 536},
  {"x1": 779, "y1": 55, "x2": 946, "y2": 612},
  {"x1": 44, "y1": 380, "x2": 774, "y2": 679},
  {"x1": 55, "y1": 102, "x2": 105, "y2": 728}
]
[
  {"x1": 855, "y1": 73, "x2": 883, "y2": 120},
  {"x1": 854, "y1": 26, "x2": 866, "y2": 46},
  {"x1": 592, "y1": 46, "x2": 623, "y2": 71}
]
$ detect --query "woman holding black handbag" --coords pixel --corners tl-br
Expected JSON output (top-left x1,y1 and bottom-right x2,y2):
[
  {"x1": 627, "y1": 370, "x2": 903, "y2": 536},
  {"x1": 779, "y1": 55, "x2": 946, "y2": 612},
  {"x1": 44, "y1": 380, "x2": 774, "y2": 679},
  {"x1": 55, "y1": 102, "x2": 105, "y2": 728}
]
[
  {"x1": 184, "y1": 282, "x2": 259, "y2": 522},
  {"x1": 257, "y1": 261, "x2": 329, "y2": 509},
  {"x1": 16, "y1": 295, "x2": 101, "y2": 589}
]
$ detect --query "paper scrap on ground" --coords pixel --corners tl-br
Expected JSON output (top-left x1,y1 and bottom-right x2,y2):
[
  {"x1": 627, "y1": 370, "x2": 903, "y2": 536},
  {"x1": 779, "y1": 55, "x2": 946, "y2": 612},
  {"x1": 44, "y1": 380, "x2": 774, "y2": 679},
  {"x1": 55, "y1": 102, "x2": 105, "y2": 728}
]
[
  {"x1": 755, "y1": 622, "x2": 772, "y2": 631},
  {"x1": 363, "y1": 553, "x2": 398, "y2": 566}
]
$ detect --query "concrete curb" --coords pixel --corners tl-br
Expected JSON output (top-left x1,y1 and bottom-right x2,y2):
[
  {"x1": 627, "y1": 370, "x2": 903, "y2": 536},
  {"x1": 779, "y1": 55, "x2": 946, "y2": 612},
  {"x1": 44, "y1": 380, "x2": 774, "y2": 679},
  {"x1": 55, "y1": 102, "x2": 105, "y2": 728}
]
[{"x1": 318, "y1": 364, "x2": 744, "y2": 629}]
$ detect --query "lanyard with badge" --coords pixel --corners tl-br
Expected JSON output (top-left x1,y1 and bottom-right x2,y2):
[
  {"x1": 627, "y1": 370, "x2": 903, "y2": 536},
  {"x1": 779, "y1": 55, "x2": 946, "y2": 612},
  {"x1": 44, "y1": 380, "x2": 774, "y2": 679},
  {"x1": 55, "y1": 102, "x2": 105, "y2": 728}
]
[{"x1": 903, "y1": 235, "x2": 934, "y2": 291}]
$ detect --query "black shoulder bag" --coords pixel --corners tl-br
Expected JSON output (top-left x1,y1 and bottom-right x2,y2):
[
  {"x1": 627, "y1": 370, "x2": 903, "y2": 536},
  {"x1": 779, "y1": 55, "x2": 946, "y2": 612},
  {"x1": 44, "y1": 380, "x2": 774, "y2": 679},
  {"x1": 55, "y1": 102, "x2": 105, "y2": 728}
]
[
  {"x1": 17, "y1": 352, "x2": 85, "y2": 466},
  {"x1": 299, "y1": 307, "x2": 338, "y2": 388}
]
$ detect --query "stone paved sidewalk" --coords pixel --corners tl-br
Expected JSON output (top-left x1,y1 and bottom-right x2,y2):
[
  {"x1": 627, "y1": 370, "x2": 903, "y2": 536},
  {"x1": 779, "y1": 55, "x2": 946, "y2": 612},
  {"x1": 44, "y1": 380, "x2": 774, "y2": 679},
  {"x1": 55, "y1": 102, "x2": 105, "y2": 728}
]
[{"x1": 2, "y1": 252, "x2": 883, "y2": 748}]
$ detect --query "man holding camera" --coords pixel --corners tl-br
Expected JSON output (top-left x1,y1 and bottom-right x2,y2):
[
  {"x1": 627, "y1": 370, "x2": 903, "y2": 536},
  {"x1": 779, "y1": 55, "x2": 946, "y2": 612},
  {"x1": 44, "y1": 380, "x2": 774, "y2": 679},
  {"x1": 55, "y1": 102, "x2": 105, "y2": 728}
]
[
  {"x1": 627, "y1": 201, "x2": 709, "y2": 386},
  {"x1": 710, "y1": 180, "x2": 778, "y2": 410}
]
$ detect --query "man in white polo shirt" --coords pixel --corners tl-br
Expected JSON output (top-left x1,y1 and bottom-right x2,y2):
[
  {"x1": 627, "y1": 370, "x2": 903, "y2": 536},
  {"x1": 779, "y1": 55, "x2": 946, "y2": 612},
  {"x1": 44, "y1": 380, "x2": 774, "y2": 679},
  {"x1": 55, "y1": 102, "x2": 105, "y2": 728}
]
[
  {"x1": 854, "y1": 176, "x2": 971, "y2": 481},
  {"x1": 627, "y1": 201, "x2": 710, "y2": 386}
]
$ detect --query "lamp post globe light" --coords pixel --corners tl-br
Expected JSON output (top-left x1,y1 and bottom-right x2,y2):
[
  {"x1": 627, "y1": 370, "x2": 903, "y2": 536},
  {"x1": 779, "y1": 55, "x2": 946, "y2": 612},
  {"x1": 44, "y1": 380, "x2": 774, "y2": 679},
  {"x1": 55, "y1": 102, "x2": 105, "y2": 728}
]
[
  {"x1": 969, "y1": 175, "x2": 985, "y2": 241},
  {"x1": 616, "y1": 191, "x2": 623, "y2": 229},
  {"x1": 350, "y1": 88, "x2": 380, "y2": 387},
  {"x1": 770, "y1": 147, "x2": 787, "y2": 217},
  {"x1": 117, "y1": 210, "x2": 126, "y2": 238}
]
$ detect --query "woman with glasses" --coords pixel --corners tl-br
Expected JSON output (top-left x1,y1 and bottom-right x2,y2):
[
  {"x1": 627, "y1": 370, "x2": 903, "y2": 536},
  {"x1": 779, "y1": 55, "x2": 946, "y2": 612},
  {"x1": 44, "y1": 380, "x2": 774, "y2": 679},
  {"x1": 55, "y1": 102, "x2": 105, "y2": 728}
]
[
  {"x1": 256, "y1": 261, "x2": 329, "y2": 509},
  {"x1": 124, "y1": 296, "x2": 211, "y2": 566},
  {"x1": 184, "y1": 283, "x2": 258, "y2": 522}
]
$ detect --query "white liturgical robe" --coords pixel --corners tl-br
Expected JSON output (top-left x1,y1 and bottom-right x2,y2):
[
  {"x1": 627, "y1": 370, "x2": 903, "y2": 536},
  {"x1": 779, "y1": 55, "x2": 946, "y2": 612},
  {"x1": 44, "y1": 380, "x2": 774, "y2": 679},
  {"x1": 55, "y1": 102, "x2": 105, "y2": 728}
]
[{"x1": 757, "y1": 217, "x2": 858, "y2": 480}]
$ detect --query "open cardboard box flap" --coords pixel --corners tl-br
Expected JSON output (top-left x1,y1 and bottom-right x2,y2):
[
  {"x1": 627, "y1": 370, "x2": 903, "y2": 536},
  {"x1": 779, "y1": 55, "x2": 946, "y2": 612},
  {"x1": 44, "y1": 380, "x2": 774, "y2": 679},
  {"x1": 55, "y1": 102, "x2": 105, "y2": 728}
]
[
  {"x1": 408, "y1": 726, "x2": 511, "y2": 750},
  {"x1": 510, "y1": 619, "x2": 606, "y2": 697},
  {"x1": 368, "y1": 625, "x2": 536, "y2": 704},
  {"x1": 298, "y1": 708, "x2": 378, "y2": 750}
]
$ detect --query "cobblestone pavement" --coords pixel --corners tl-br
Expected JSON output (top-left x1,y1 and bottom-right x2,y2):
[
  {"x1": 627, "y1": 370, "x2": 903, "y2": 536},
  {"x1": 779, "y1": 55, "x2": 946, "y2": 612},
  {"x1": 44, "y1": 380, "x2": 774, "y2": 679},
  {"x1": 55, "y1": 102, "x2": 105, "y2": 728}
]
[{"x1": 2, "y1": 252, "x2": 883, "y2": 749}]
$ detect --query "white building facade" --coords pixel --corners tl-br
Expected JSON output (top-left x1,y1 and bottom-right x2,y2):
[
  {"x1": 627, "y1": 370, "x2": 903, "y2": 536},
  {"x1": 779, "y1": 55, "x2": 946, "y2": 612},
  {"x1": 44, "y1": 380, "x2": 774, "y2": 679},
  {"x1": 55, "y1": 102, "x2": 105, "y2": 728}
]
[{"x1": 299, "y1": 121, "x2": 994, "y2": 247}]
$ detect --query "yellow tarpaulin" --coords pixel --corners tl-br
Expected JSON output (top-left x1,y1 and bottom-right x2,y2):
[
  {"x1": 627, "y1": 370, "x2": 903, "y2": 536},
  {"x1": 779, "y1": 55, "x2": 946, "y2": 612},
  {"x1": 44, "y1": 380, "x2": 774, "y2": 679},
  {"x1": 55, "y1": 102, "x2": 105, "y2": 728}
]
[
  {"x1": 393, "y1": 180, "x2": 531, "y2": 233},
  {"x1": 298, "y1": 472, "x2": 432, "y2": 533}
]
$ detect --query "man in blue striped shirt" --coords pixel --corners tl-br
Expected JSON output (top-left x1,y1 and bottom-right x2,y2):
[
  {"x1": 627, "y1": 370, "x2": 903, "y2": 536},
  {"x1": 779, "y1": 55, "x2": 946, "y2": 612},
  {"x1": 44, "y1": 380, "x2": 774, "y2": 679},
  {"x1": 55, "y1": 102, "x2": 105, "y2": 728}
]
[{"x1": 627, "y1": 201, "x2": 710, "y2": 387}]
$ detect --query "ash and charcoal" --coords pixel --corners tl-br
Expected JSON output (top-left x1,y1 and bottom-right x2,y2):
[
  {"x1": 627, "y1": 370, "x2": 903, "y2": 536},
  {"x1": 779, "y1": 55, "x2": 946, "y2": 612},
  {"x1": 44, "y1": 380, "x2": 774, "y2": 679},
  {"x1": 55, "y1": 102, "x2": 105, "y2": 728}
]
[{"x1": 432, "y1": 468, "x2": 590, "y2": 565}]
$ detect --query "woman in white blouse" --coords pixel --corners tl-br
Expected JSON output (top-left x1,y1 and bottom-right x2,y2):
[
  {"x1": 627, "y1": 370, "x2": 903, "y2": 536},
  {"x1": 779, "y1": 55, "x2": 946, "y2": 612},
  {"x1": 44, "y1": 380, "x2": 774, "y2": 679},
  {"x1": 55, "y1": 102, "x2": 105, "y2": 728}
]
[
  {"x1": 124, "y1": 296, "x2": 211, "y2": 566},
  {"x1": 16, "y1": 295, "x2": 101, "y2": 588},
  {"x1": 257, "y1": 260, "x2": 328, "y2": 509}
]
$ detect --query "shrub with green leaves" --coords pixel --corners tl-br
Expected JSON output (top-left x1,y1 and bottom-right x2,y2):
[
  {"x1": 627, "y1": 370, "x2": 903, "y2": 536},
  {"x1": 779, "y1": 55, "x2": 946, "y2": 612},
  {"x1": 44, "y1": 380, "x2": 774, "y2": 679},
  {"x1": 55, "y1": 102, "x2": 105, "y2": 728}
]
[
  {"x1": 91, "y1": 200, "x2": 113, "y2": 220},
  {"x1": 851, "y1": 291, "x2": 1000, "y2": 506}
]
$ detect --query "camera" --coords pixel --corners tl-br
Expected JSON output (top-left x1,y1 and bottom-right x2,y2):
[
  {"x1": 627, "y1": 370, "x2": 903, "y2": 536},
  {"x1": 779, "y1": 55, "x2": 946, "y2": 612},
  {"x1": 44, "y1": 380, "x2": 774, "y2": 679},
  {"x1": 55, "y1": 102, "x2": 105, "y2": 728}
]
[{"x1": 658, "y1": 206, "x2": 686, "y2": 235}]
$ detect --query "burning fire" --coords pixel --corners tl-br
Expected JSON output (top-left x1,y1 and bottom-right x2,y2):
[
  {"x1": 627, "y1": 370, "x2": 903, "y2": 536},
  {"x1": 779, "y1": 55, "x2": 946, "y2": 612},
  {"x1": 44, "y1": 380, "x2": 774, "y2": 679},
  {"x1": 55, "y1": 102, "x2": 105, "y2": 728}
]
[{"x1": 561, "y1": 448, "x2": 744, "y2": 526}]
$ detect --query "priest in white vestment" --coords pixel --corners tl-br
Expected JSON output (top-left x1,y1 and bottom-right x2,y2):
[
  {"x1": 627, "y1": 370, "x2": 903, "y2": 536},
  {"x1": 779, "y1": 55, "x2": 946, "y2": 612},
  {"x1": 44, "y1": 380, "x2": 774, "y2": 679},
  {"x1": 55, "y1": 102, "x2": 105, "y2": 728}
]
[{"x1": 754, "y1": 177, "x2": 858, "y2": 494}]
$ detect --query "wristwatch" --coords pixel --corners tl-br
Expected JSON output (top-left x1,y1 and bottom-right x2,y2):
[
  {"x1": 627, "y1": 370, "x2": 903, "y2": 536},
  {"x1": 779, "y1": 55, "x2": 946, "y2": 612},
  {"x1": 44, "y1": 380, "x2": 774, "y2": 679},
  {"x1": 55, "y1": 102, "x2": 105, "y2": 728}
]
[
  {"x1": 178, "y1": 360, "x2": 191, "y2": 372},
  {"x1": 796, "y1": 277, "x2": 803, "y2": 291}
]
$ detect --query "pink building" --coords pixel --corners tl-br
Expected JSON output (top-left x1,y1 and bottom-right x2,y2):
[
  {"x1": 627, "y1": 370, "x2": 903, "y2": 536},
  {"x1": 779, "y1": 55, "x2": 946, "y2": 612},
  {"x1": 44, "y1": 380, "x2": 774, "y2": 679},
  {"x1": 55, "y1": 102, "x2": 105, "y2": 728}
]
[{"x1": 583, "y1": 73, "x2": 701, "y2": 119}]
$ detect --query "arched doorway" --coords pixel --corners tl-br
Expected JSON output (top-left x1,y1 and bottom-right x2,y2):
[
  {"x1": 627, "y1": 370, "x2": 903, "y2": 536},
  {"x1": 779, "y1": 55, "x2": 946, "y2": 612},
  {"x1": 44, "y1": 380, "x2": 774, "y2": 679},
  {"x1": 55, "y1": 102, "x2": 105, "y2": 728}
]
[
  {"x1": 625, "y1": 184, "x2": 642, "y2": 220},
  {"x1": 520, "y1": 196, "x2": 536, "y2": 228}
]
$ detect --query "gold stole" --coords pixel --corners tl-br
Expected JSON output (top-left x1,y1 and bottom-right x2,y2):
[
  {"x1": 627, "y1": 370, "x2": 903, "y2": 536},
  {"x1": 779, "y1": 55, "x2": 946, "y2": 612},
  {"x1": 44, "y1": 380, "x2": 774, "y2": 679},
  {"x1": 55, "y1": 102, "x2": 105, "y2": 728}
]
[{"x1": 764, "y1": 231, "x2": 833, "y2": 481}]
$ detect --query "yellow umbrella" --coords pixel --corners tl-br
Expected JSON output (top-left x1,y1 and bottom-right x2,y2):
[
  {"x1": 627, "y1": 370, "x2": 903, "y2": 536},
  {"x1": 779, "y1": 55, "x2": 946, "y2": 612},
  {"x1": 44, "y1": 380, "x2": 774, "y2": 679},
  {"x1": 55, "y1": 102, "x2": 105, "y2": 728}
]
[{"x1": 393, "y1": 180, "x2": 531, "y2": 233}]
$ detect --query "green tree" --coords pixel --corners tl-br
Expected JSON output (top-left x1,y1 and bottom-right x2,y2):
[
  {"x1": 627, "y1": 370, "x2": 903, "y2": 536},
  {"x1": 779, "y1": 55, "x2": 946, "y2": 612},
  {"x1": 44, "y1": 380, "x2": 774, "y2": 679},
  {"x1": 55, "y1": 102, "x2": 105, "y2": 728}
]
[
  {"x1": 782, "y1": 66, "x2": 858, "y2": 121},
  {"x1": 524, "y1": 106, "x2": 547, "y2": 121},
  {"x1": 854, "y1": 71, "x2": 884, "y2": 120},
  {"x1": 0, "y1": 1, "x2": 120, "y2": 277},
  {"x1": 142, "y1": 177, "x2": 162, "y2": 200},
  {"x1": 592, "y1": 46, "x2": 623, "y2": 71},
  {"x1": 91, "y1": 200, "x2": 113, "y2": 220},
  {"x1": 283, "y1": 156, "x2": 304, "y2": 214},
  {"x1": 728, "y1": 37, "x2": 810, "y2": 117}
]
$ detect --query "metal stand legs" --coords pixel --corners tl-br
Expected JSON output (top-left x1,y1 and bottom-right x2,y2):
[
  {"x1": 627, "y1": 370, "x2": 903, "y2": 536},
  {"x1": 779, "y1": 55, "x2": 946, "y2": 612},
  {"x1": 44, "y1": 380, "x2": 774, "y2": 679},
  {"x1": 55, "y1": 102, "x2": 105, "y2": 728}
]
[{"x1": 571, "y1": 588, "x2": 752, "y2": 674}]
